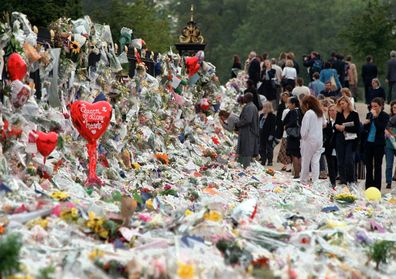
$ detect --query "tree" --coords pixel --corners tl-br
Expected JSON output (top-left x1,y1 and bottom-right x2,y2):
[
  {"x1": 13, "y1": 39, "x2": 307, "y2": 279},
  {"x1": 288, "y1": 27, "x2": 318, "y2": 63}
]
[
  {"x1": 342, "y1": 0, "x2": 396, "y2": 71},
  {"x1": 84, "y1": 0, "x2": 174, "y2": 52},
  {"x1": 0, "y1": 0, "x2": 83, "y2": 27}
]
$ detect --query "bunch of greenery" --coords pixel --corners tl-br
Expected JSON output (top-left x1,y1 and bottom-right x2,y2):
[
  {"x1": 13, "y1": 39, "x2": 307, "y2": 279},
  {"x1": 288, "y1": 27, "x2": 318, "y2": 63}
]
[{"x1": 0, "y1": 234, "x2": 22, "y2": 278}]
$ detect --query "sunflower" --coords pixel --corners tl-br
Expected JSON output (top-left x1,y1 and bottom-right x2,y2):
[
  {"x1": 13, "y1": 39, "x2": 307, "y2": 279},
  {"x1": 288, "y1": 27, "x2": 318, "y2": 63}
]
[{"x1": 70, "y1": 41, "x2": 80, "y2": 54}]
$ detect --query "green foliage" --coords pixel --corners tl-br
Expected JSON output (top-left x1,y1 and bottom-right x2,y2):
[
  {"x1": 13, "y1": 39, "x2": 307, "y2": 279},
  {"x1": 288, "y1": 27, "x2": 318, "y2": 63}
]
[
  {"x1": 83, "y1": 0, "x2": 174, "y2": 52},
  {"x1": 0, "y1": 0, "x2": 83, "y2": 27},
  {"x1": 342, "y1": 0, "x2": 396, "y2": 70},
  {"x1": 37, "y1": 265, "x2": 56, "y2": 279},
  {"x1": 367, "y1": 240, "x2": 394, "y2": 270},
  {"x1": 0, "y1": 234, "x2": 23, "y2": 277}
]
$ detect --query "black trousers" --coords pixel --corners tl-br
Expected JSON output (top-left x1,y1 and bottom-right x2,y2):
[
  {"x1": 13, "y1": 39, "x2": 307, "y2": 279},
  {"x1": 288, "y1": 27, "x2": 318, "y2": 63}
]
[
  {"x1": 388, "y1": 81, "x2": 396, "y2": 104},
  {"x1": 365, "y1": 142, "x2": 385, "y2": 190},
  {"x1": 364, "y1": 83, "x2": 370, "y2": 104},
  {"x1": 260, "y1": 141, "x2": 274, "y2": 165},
  {"x1": 336, "y1": 137, "x2": 356, "y2": 183},
  {"x1": 326, "y1": 154, "x2": 337, "y2": 186}
]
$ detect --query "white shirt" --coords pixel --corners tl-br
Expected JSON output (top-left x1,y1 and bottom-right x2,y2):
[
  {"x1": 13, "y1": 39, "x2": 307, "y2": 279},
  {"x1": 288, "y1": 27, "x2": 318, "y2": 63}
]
[
  {"x1": 281, "y1": 108, "x2": 290, "y2": 138},
  {"x1": 282, "y1": 67, "x2": 297, "y2": 80},
  {"x1": 349, "y1": 97, "x2": 355, "y2": 110},
  {"x1": 300, "y1": 109, "x2": 324, "y2": 145},
  {"x1": 272, "y1": 64, "x2": 283, "y2": 82},
  {"x1": 292, "y1": 86, "x2": 311, "y2": 98}
]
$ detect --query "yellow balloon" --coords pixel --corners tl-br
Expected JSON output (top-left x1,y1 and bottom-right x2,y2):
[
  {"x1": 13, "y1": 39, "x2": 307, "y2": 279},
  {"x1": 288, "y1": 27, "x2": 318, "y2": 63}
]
[{"x1": 365, "y1": 187, "x2": 381, "y2": 201}]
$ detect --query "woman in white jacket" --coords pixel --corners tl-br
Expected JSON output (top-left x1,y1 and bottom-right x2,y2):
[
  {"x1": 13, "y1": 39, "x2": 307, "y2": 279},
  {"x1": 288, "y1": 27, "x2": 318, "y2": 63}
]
[{"x1": 300, "y1": 95, "x2": 325, "y2": 184}]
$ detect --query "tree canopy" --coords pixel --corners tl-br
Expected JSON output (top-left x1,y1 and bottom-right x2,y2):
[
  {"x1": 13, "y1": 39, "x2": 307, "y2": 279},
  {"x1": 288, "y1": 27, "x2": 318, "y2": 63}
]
[
  {"x1": 172, "y1": 0, "x2": 396, "y2": 81},
  {"x1": 2, "y1": 0, "x2": 396, "y2": 81},
  {"x1": 0, "y1": 0, "x2": 83, "y2": 27}
]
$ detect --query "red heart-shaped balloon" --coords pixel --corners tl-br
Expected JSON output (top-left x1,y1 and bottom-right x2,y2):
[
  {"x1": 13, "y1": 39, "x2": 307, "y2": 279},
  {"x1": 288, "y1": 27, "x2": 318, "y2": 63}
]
[
  {"x1": 70, "y1": 101, "x2": 112, "y2": 143},
  {"x1": 36, "y1": 131, "x2": 58, "y2": 158},
  {"x1": 185, "y1": 56, "x2": 200, "y2": 77},
  {"x1": 7, "y1": 53, "x2": 27, "y2": 81}
]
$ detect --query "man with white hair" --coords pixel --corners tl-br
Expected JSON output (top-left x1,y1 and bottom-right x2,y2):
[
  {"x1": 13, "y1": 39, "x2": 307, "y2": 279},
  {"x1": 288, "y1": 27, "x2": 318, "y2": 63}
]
[
  {"x1": 386, "y1": 50, "x2": 396, "y2": 103},
  {"x1": 245, "y1": 51, "x2": 260, "y2": 86}
]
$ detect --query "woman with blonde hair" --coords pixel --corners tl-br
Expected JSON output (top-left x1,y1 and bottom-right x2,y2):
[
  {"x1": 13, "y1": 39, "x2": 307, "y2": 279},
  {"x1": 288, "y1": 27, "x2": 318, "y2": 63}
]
[
  {"x1": 259, "y1": 102, "x2": 277, "y2": 165},
  {"x1": 334, "y1": 96, "x2": 360, "y2": 185},
  {"x1": 341, "y1": 87, "x2": 355, "y2": 109},
  {"x1": 282, "y1": 59, "x2": 297, "y2": 89}
]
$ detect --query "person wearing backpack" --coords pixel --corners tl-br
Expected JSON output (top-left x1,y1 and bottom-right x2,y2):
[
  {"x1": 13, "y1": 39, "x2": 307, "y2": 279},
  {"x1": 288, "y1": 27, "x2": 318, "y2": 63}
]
[{"x1": 303, "y1": 51, "x2": 322, "y2": 81}]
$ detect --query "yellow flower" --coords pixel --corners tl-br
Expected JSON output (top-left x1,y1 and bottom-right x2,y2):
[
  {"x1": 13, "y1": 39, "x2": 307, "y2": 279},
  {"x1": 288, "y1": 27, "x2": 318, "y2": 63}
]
[
  {"x1": 146, "y1": 199, "x2": 154, "y2": 210},
  {"x1": 31, "y1": 218, "x2": 48, "y2": 229},
  {"x1": 51, "y1": 191, "x2": 70, "y2": 201},
  {"x1": 273, "y1": 186, "x2": 283, "y2": 193},
  {"x1": 132, "y1": 162, "x2": 141, "y2": 170},
  {"x1": 177, "y1": 262, "x2": 195, "y2": 279},
  {"x1": 184, "y1": 209, "x2": 193, "y2": 216},
  {"x1": 86, "y1": 211, "x2": 97, "y2": 229},
  {"x1": 70, "y1": 208, "x2": 79, "y2": 218},
  {"x1": 70, "y1": 41, "x2": 80, "y2": 54},
  {"x1": 203, "y1": 210, "x2": 222, "y2": 222},
  {"x1": 88, "y1": 249, "x2": 104, "y2": 261},
  {"x1": 98, "y1": 228, "x2": 109, "y2": 239}
]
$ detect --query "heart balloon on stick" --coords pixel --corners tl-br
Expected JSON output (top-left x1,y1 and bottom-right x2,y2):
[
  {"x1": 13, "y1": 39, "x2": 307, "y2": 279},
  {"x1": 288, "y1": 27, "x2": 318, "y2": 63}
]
[
  {"x1": 35, "y1": 131, "x2": 58, "y2": 164},
  {"x1": 70, "y1": 101, "x2": 112, "y2": 186}
]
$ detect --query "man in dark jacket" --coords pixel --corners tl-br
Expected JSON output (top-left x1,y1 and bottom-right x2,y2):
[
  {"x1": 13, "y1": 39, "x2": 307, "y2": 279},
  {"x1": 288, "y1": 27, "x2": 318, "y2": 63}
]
[
  {"x1": 235, "y1": 93, "x2": 259, "y2": 168},
  {"x1": 247, "y1": 51, "x2": 261, "y2": 86},
  {"x1": 386, "y1": 50, "x2": 396, "y2": 104},
  {"x1": 362, "y1": 55, "x2": 378, "y2": 104},
  {"x1": 335, "y1": 54, "x2": 346, "y2": 87}
]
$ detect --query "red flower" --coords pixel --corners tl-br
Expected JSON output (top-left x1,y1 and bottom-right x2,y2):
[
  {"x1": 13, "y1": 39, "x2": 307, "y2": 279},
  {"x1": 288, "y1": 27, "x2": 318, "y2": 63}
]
[
  {"x1": 53, "y1": 159, "x2": 63, "y2": 172},
  {"x1": 211, "y1": 136, "x2": 220, "y2": 145},
  {"x1": 99, "y1": 154, "x2": 110, "y2": 168}
]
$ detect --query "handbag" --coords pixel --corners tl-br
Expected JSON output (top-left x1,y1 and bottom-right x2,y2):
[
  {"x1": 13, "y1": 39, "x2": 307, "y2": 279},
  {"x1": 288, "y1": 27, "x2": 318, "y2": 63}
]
[{"x1": 286, "y1": 109, "x2": 301, "y2": 138}]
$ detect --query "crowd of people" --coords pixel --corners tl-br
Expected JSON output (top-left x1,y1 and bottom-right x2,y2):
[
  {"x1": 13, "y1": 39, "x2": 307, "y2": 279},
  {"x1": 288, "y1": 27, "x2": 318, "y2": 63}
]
[{"x1": 225, "y1": 50, "x2": 396, "y2": 191}]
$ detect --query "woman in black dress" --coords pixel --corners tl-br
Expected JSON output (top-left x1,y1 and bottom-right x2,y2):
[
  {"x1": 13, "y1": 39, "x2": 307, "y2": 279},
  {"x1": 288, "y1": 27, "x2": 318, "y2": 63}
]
[
  {"x1": 258, "y1": 59, "x2": 277, "y2": 105},
  {"x1": 283, "y1": 97, "x2": 302, "y2": 178}
]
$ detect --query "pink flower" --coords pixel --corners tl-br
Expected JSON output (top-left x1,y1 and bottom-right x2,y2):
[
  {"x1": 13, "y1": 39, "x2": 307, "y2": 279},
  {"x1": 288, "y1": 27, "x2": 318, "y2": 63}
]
[{"x1": 138, "y1": 213, "x2": 152, "y2": 222}]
